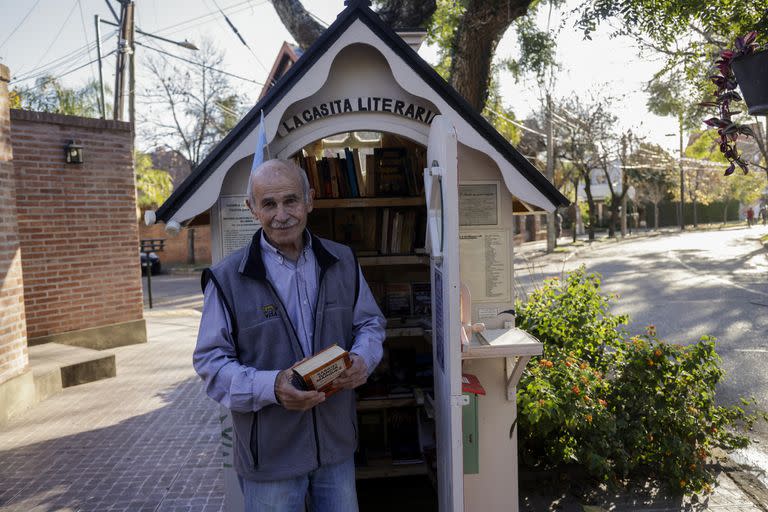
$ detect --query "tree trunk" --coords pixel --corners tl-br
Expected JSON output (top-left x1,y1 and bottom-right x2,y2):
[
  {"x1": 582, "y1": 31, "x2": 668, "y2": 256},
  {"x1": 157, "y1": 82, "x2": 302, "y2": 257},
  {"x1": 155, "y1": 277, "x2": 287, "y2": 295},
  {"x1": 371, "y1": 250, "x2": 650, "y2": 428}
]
[
  {"x1": 269, "y1": 1, "x2": 533, "y2": 114},
  {"x1": 374, "y1": 0, "x2": 437, "y2": 28},
  {"x1": 270, "y1": 0, "x2": 325, "y2": 50},
  {"x1": 584, "y1": 179, "x2": 596, "y2": 241},
  {"x1": 572, "y1": 178, "x2": 579, "y2": 243},
  {"x1": 723, "y1": 201, "x2": 728, "y2": 225},
  {"x1": 608, "y1": 202, "x2": 622, "y2": 238},
  {"x1": 654, "y1": 202, "x2": 659, "y2": 231},
  {"x1": 693, "y1": 198, "x2": 698, "y2": 227},
  {"x1": 449, "y1": 0, "x2": 529, "y2": 111}
]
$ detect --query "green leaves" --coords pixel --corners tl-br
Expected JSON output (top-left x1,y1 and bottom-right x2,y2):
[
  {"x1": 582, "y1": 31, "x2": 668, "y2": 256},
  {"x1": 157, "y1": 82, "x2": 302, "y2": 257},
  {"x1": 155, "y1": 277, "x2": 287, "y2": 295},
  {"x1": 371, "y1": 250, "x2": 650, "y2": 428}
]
[
  {"x1": 516, "y1": 267, "x2": 762, "y2": 494},
  {"x1": 135, "y1": 151, "x2": 173, "y2": 209}
]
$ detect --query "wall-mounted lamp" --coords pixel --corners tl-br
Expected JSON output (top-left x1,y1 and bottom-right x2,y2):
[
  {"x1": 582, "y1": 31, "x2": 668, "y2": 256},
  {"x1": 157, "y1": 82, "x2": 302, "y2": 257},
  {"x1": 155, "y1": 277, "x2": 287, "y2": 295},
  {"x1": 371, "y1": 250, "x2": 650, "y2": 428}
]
[{"x1": 65, "y1": 140, "x2": 84, "y2": 164}]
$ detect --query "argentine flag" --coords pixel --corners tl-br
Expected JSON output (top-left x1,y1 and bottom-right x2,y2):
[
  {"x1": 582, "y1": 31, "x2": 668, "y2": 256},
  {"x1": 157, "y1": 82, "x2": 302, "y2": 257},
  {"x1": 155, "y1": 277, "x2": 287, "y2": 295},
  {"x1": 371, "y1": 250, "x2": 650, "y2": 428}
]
[{"x1": 251, "y1": 110, "x2": 268, "y2": 172}]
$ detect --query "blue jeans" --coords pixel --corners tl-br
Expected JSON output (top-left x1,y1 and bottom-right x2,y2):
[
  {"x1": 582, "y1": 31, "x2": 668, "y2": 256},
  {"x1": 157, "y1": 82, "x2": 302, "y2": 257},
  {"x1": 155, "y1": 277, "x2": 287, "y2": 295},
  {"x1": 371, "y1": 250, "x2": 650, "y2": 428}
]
[{"x1": 239, "y1": 458, "x2": 358, "y2": 512}]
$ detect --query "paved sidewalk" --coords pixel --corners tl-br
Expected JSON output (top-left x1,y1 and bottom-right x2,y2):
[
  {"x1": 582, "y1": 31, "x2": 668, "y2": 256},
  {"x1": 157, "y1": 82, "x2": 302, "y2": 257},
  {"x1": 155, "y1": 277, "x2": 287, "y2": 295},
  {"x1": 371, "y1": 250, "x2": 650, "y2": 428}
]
[
  {"x1": 1, "y1": 308, "x2": 765, "y2": 510},
  {"x1": 0, "y1": 311, "x2": 224, "y2": 512}
]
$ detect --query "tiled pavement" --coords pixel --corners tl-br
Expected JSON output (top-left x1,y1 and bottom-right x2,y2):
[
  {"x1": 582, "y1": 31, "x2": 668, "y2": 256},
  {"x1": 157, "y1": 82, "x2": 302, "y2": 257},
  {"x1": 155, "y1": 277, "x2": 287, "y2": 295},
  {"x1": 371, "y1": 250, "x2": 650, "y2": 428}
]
[
  {"x1": 1, "y1": 306, "x2": 765, "y2": 511},
  {"x1": 0, "y1": 311, "x2": 224, "y2": 512}
]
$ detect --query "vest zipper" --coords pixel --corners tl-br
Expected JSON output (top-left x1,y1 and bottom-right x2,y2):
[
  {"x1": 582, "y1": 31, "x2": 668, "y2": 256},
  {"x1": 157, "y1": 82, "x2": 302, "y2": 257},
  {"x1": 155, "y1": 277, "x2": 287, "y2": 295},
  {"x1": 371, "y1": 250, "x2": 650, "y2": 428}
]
[
  {"x1": 310, "y1": 267, "x2": 329, "y2": 468},
  {"x1": 265, "y1": 272, "x2": 327, "y2": 468},
  {"x1": 264, "y1": 281, "x2": 306, "y2": 359}
]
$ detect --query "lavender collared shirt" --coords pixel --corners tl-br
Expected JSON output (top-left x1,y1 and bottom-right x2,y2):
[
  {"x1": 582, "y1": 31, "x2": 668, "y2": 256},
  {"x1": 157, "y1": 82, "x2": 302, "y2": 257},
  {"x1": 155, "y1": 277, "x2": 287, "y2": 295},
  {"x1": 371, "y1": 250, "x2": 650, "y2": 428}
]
[{"x1": 195, "y1": 231, "x2": 385, "y2": 413}]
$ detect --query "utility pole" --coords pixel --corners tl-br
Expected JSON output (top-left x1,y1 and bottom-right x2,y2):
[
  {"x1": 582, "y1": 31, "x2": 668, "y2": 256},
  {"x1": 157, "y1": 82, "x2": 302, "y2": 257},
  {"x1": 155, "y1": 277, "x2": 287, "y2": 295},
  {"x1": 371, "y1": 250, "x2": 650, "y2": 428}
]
[
  {"x1": 113, "y1": 1, "x2": 134, "y2": 121},
  {"x1": 678, "y1": 114, "x2": 685, "y2": 231},
  {"x1": 100, "y1": 3, "x2": 196, "y2": 122},
  {"x1": 94, "y1": 15, "x2": 106, "y2": 119},
  {"x1": 545, "y1": 93, "x2": 556, "y2": 252},
  {"x1": 128, "y1": 5, "x2": 135, "y2": 125}
]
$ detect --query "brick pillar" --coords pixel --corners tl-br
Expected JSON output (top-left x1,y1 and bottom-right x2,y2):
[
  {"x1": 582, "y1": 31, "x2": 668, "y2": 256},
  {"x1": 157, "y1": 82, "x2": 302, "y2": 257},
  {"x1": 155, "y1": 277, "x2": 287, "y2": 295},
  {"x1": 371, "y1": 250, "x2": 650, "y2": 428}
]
[{"x1": 0, "y1": 64, "x2": 32, "y2": 422}]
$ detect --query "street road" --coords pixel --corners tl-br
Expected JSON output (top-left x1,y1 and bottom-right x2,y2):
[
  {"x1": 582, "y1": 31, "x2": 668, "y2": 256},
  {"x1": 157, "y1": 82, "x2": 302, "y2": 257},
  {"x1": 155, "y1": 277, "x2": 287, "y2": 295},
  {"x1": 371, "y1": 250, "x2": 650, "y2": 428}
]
[{"x1": 515, "y1": 225, "x2": 768, "y2": 447}]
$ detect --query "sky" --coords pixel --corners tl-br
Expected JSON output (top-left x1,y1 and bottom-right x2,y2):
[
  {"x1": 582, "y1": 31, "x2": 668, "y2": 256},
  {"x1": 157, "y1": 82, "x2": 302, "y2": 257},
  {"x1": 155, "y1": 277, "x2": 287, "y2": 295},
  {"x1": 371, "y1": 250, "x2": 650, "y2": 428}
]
[{"x1": 0, "y1": 0, "x2": 681, "y2": 153}]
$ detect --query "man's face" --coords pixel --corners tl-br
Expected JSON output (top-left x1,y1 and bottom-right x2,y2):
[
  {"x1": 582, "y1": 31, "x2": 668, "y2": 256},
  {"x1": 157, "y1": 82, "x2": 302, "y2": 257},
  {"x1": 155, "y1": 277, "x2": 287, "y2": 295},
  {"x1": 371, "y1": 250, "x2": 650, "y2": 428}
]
[{"x1": 248, "y1": 164, "x2": 313, "y2": 254}]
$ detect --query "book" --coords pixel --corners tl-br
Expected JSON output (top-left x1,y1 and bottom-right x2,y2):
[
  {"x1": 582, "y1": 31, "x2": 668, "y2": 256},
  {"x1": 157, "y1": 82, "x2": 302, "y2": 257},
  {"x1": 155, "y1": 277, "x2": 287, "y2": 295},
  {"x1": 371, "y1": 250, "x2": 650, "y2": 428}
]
[
  {"x1": 365, "y1": 154, "x2": 376, "y2": 197},
  {"x1": 352, "y1": 149, "x2": 365, "y2": 197},
  {"x1": 387, "y1": 407, "x2": 422, "y2": 463},
  {"x1": 319, "y1": 158, "x2": 333, "y2": 198},
  {"x1": 333, "y1": 208, "x2": 377, "y2": 252},
  {"x1": 411, "y1": 282, "x2": 431, "y2": 316},
  {"x1": 380, "y1": 208, "x2": 390, "y2": 255},
  {"x1": 291, "y1": 345, "x2": 352, "y2": 396},
  {"x1": 307, "y1": 157, "x2": 321, "y2": 198},
  {"x1": 385, "y1": 283, "x2": 411, "y2": 317},
  {"x1": 344, "y1": 148, "x2": 360, "y2": 197},
  {"x1": 374, "y1": 147, "x2": 409, "y2": 196}
]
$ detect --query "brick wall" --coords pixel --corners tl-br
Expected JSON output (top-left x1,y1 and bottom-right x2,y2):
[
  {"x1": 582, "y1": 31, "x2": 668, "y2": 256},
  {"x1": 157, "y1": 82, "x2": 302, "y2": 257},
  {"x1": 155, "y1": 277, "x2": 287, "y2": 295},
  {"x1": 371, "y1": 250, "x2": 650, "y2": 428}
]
[
  {"x1": 10, "y1": 110, "x2": 143, "y2": 340},
  {"x1": 0, "y1": 65, "x2": 28, "y2": 385},
  {"x1": 138, "y1": 222, "x2": 212, "y2": 266}
]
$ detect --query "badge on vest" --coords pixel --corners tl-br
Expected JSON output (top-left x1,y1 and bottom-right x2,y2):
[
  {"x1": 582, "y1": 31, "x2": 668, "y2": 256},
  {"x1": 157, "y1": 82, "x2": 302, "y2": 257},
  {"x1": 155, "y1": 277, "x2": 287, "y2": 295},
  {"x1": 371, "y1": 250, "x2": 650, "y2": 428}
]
[{"x1": 262, "y1": 304, "x2": 279, "y2": 319}]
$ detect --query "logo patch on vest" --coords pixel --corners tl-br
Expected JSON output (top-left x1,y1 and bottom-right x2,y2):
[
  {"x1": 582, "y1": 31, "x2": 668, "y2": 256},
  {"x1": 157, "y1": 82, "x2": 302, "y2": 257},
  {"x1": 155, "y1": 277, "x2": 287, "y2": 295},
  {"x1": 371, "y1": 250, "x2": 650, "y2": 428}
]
[{"x1": 262, "y1": 304, "x2": 279, "y2": 319}]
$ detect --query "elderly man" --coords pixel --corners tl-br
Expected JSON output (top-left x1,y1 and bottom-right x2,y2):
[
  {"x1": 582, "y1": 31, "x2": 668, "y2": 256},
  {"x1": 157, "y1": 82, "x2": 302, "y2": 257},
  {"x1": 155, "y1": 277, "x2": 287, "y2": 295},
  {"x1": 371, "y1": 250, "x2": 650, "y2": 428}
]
[{"x1": 194, "y1": 159, "x2": 386, "y2": 511}]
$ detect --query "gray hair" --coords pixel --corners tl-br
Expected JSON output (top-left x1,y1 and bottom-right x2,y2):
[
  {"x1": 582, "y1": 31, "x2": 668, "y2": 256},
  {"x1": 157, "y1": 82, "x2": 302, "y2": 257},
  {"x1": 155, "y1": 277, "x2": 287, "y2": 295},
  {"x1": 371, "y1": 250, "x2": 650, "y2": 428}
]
[{"x1": 247, "y1": 159, "x2": 311, "y2": 207}]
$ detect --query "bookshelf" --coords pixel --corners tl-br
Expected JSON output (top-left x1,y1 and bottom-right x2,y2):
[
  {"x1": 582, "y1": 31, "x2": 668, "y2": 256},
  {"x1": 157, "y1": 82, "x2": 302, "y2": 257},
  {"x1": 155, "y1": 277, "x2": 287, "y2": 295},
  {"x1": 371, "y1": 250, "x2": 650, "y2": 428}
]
[
  {"x1": 293, "y1": 131, "x2": 433, "y2": 483},
  {"x1": 359, "y1": 255, "x2": 428, "y2": 267},
  {"x1": 313, "y1": 197, "x2": 425, "y2": 209},
  {"x1": 357, "y1": 397, "x2": 417, "y2": 411},
  {"x1": 355, "y1": 458, "x2": 427, "y2": 480}
]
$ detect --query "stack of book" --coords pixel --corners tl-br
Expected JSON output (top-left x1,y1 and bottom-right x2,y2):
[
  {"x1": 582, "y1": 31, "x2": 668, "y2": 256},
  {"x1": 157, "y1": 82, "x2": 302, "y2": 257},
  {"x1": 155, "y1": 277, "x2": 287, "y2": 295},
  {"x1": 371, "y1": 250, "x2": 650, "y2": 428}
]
[
  {"x1": 378, "y1": 208, "x2": 425, "y2": 255},
  {"x1": 293, "y1": 145, "x2": 425, "y2": 199}
]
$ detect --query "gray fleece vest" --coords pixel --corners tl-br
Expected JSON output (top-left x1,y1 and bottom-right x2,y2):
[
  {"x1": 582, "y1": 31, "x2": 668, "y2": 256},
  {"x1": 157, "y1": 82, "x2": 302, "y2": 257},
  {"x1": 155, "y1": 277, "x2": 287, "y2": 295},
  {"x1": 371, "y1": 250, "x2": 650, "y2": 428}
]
[{"x1": 202, "y1": 230, "x2": 360, "y2": 481}]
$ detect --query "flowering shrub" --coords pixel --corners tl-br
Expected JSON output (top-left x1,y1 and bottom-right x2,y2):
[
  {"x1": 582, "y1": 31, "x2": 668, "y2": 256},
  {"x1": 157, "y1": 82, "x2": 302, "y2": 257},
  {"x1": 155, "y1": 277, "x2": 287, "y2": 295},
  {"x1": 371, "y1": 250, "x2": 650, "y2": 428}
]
[
  {"x1": 516, "y1": 267, "x2": 763, "y2": 493},
  {"x1": 515, "y1": 269, "x2": 627, "y2": 371}
]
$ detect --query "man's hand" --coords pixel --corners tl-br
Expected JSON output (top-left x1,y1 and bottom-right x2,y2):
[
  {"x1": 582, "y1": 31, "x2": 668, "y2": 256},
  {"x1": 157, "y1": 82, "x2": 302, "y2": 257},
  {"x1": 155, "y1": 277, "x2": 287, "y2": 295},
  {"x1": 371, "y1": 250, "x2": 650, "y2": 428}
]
[
  {"x1": 333, "y1": 353, "x2": 368, "y2": 390},
  {"x1": 274, "y1": 369, "x2": 325, "y2": 411}
]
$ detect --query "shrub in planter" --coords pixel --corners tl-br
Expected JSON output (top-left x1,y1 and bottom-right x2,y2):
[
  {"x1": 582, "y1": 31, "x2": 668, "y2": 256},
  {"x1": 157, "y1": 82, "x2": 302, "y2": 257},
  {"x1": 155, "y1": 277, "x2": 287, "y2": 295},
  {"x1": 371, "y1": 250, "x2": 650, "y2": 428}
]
[
  {"x1": 611, "y1": 333, "x2": 758, "y2": 492},
  {"x1": 515, "y1": 268, "x2": 628, "y2": 371},
  {"x1": 516, "y1": 267, "x2": 764, "y2": 494}
]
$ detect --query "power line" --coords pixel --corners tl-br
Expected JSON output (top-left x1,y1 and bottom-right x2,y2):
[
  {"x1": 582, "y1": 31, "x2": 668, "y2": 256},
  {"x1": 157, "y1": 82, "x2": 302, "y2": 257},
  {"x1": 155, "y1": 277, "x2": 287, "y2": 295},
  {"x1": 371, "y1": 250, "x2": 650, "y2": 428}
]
[
  {"x1": 28, "y1": 0, "x2": 80, "y2": 77},
  {"x1": 485, "y1": 107, "x2": 569, "y2": 143},
  {"x1": 77, "y1": 0, "x2": 98, "y2": 85},
  {"x1": 0, "y1": 0, "x2": 43, "y2": 53},
  {"x1": 135, "y1": 41, "x2": 263, "y2": 84},
  {"x1": 11, "y1": 51, "x2": 117, "y2": 89},
  {"x1": 11, "y1": 30, "x2": 118, "y2": 84},
  {"x1": 151, "y1": 0, "x2": 260, "y2": 36},
  {"x1": 209, "y1": 0, "x2": 268, "y2": 71},
  {"x1": 12, "y1": 42, "x2": 100, "y2": 84}
]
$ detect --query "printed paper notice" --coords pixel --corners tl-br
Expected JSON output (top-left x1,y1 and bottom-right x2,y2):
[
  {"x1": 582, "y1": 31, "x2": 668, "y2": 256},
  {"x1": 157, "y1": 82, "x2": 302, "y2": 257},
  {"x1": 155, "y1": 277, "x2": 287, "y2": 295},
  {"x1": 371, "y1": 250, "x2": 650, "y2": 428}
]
[
  {"x1": 459, "y1": 183, "x2": 498, "y2": 226},
  {"x1": 220, "y1": 195, "x2": 261, "y2": 258},
  {"x1": 459, "y1": 229, "x2": 510, "y2": 303}
]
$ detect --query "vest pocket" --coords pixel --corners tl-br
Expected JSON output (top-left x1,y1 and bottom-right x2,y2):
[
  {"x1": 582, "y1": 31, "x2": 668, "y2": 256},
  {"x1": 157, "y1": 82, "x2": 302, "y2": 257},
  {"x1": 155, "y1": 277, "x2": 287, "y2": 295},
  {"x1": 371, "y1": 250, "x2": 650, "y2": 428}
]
[
  {"x1": 231, "y1": 411, "x2": 257, "y2": 470},
  {"x1": 250, "y1": 413, "x2": 259, "y2": 468}
]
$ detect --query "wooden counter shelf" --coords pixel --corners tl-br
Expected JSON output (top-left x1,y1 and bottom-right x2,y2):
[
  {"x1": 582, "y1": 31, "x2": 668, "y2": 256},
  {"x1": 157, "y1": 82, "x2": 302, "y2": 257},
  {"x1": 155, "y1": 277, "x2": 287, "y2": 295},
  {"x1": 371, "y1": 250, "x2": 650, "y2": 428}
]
[
  {"x1": 461, "y1": 327, "x2": 542, "y2": 360},
  {"x1": 461, "y1": 327, "x2": 543, "y2": 402}
]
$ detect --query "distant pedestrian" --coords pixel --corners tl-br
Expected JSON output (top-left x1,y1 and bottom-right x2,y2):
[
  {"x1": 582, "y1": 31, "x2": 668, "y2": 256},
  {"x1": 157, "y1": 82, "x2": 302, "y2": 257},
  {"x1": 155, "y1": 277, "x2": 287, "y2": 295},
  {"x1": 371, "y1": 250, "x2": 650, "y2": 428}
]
[
  {"x1": 746, "y1": 207, "x2": 755, "y2": 228},
  {"x1": 760, "y1": 205, "x2": 768, "y2": 226}
]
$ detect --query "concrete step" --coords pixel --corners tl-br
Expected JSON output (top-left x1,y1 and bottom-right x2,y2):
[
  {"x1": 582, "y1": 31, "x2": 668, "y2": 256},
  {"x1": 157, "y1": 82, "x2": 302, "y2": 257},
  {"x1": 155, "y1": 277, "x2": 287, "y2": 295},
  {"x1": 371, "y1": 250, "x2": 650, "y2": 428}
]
[{"x1": 28, "y1": 343, "x2": 116, "y2": 402}]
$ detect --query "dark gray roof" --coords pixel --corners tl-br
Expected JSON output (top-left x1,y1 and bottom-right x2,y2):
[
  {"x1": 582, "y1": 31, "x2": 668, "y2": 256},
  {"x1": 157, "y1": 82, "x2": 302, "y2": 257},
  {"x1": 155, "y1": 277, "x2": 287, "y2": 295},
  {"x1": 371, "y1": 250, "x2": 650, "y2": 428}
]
[{"x1": 156, "y1": 1, "x2": 568, "y2": 222}]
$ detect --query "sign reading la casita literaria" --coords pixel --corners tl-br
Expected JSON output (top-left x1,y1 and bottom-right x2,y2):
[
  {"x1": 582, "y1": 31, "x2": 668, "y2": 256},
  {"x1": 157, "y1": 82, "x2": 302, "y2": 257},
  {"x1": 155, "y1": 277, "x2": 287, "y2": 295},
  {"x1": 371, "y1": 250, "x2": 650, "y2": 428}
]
[{"x1": 278, "y1": 96, "x2": 439, "y2": 136}]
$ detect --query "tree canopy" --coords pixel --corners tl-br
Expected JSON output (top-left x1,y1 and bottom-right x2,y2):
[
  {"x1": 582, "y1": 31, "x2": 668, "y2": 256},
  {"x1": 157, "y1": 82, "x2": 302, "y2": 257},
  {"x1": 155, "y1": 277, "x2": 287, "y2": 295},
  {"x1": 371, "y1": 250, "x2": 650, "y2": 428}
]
[{"x1": 10, "y1": 76, "x2": 105, "y2": 118}]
